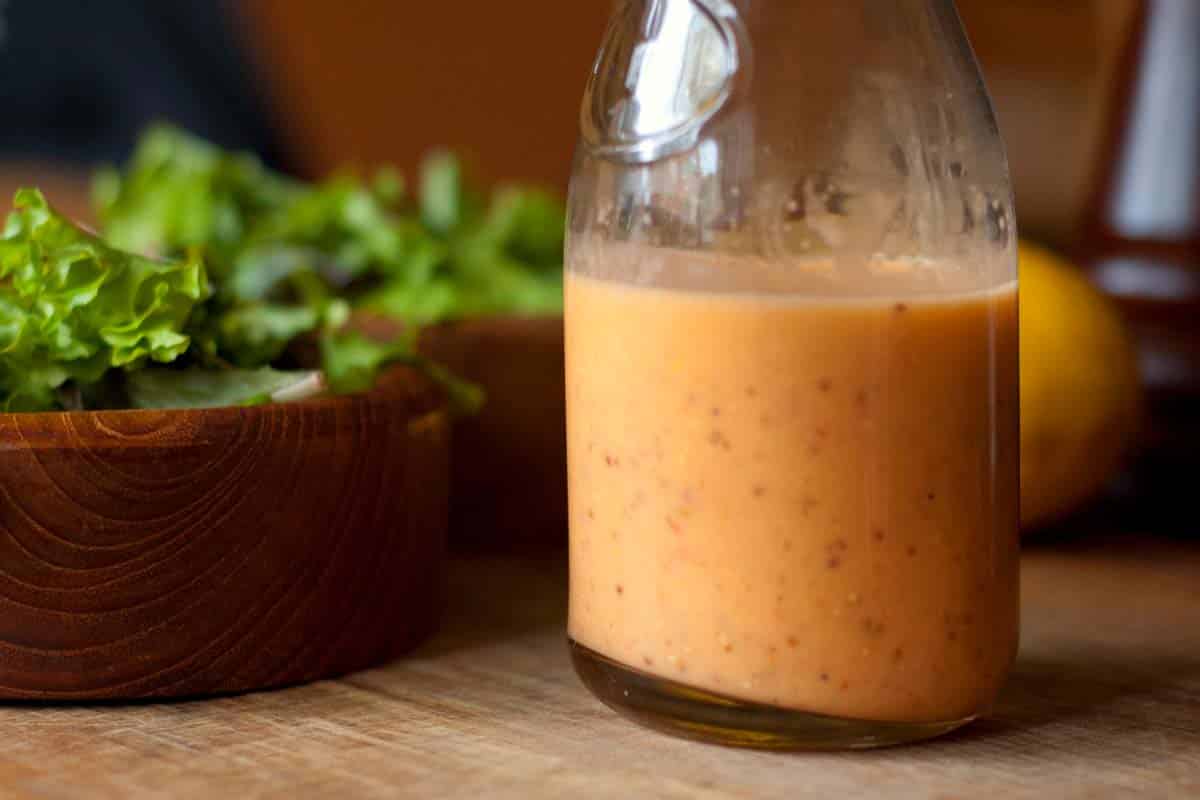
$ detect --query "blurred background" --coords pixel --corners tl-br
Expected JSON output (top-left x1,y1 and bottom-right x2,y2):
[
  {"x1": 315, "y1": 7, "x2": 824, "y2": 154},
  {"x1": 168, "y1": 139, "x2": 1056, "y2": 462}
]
[
  {"x1": 0, "y1": 0, "x2": 1142, "y2": 248},
  {"x1": 0, "y1": 0, "x2": 1194, "y2": 534}
]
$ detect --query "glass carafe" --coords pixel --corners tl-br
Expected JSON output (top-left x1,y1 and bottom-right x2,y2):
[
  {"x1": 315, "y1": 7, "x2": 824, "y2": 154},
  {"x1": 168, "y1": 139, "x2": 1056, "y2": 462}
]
[{"x1": 565, "y1": 0, "x2": 1019, "y2": 749}]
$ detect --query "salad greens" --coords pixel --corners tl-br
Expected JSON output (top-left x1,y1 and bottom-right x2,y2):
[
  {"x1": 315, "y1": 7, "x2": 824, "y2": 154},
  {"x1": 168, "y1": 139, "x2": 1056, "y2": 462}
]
[
  {"x1": 95, "y1": 124, "x2": 564, "y2": 324},
  {"x1": 0, "y1": 123, "x2": 562, "y2": 413},
  {"x1": 126, "y1": 367, "x2": 324, "y2": 410},
  {"x1": 0, "y1": 189, "x2": 209, "y2": 411}
]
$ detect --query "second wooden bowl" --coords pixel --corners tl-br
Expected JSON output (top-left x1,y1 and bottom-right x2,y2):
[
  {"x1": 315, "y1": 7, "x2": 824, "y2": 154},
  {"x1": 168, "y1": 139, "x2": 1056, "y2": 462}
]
[
  {"x1": 422, "y1": 316, "x2": 567, "y2": 551},
  {"x1": 0, "y1": 369, "x2": 450, "y2": 701}
]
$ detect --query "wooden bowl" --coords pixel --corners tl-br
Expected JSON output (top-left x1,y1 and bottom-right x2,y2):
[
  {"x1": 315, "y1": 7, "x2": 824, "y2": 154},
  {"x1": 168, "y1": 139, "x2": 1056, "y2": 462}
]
[
  {"x1": 0, "y1": 369, "x2": 450, "y2": 700},
  {"x1": 352, "y1": 312, "x2": 568, "y2": 552},
  {"x1": 421, "y1": 316, "x2": 567, "y2": 551}
]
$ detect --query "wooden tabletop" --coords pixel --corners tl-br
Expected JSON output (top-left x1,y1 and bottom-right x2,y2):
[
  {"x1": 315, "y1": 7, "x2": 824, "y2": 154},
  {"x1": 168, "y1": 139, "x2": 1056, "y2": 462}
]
[{"x1": 2, "y1": 534, "x2": 1197, "y2": 799}]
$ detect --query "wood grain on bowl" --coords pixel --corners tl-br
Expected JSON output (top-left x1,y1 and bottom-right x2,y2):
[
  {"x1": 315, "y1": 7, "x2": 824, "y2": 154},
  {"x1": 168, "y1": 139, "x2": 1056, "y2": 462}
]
[{"x1": 0, "y1": 369, "x2": 450, "y2": 700}]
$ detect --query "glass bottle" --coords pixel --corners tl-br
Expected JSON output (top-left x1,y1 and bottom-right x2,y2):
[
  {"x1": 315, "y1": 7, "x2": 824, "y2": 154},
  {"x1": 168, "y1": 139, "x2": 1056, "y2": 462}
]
[{"x1": 564, "y1": 0, "x2": 1019, "y2": 749}]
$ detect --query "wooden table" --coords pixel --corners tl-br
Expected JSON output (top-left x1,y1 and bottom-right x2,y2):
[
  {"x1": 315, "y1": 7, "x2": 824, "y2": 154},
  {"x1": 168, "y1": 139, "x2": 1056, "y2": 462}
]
[{"x1": 2, "y1": 535, "x2": 1197, "y2": 799}]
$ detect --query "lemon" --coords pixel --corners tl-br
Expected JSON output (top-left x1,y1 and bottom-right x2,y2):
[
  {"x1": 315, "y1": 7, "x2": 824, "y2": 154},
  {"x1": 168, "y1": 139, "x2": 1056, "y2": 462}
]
[{"x1": 1019, "y1": 240, "x2": 1142, "y2": 528}]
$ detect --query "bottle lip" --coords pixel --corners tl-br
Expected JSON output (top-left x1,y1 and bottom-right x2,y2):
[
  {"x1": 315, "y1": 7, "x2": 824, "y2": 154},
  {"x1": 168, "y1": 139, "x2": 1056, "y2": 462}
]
[{"x1": 580, "y1": 0, "x2": 747, "y2": 165}]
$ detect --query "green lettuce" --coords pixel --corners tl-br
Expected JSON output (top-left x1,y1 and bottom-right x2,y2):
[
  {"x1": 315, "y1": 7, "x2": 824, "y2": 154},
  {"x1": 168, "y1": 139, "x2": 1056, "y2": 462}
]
[
  {"x1": 0, "y1": 125, "x2": 564, "y2": 413},
  {"x1": 228, "y1": 173, "x2": 442, "y2": 295},
  {"x1": 0, "y1": 189, "x2": 208, "y2": 411},
  {"x1": 95, "y1": 125, "x2": 564, "y2": 327},
  {"x1": 216, "y1": 303, "x2": 321, "y2": 367},
  {"x1": 93, "y1": 124, "x2": 299, "y2": 275},
  {"x1": 360, "y1": 156, "x2": 564, "y2": 321},
  {"x1": 0, "y1": 185, "x2": 464, "y2": 413},
  {"x1": 321, "y1": 330, "x2": 483, "y2": 414},
  {"x1": 127, "y1": 367, "x2": 324, "y2": 410}
]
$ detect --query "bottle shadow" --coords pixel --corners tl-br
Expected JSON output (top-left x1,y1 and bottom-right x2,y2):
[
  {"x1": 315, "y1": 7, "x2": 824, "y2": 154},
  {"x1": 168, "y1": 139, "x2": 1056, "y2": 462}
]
[
  {"x1": 407, "y1": 541, "x2": 1200, "y2": 769},
  {"x1": 933, "y1": 652, "x2": 1200, "y2": 761}
]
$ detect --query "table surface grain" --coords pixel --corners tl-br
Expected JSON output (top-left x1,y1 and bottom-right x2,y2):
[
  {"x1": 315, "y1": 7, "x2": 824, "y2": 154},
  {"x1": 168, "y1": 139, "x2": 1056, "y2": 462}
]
[{"x1": 2, "y1": 535, "x2": 1197, "y2": 799}]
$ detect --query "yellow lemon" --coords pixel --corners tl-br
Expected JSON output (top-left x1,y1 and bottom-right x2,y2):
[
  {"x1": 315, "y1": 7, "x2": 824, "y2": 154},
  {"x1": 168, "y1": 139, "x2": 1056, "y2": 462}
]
[{"x1": 1019, "y1": 241, "x2": 1142, "y2": 528}]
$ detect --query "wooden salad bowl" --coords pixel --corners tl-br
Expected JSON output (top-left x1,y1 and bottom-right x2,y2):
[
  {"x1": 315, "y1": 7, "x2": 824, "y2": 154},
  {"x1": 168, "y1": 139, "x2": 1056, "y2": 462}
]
[
  {"x1": 350, "y1": 312, "x2": 568, "y2": 552},
  {"x1": 0, "y1": 368, "x2": 450, "y2": 701}
]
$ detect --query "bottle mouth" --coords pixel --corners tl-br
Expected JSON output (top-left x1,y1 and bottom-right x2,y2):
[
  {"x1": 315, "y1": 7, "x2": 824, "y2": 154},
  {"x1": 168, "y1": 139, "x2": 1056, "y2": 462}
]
[{"x1": 580, "y1": 0, "x2": 744, "y2": 164}]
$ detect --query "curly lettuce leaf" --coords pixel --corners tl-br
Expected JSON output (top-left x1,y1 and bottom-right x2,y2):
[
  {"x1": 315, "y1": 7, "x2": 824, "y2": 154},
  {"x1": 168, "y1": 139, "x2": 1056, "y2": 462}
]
[{"x1": 0, "y1": 189, "x2": 209, "y2": 411}]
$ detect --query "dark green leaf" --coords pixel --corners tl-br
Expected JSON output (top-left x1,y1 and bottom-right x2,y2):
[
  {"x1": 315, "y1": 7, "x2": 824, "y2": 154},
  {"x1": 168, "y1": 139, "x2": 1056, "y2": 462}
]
[
  {"x1": 127, "y1": 367, "x2": 325, "y2": 409},
  {"x1": 320, "y1": 329, "x2": 416, "y2": 395},
  {"x1": 320, "y1": 330, "x2": 482, "y2": 414},
  {"x1": 217, "y1": 304, "x2": 320, "y2": 367},
  {"x1": 480, "y1": 186, "x2": 566, "y2": 268},
  {"x1": 95, "y1": 123, "x2": 299, "y2": 272},
  {"x1": 358, "y1": 278, "x2": 460, "y2": 325},
  {"x1": 420, "y1": 151, "x2": 466, "y2": 235}
]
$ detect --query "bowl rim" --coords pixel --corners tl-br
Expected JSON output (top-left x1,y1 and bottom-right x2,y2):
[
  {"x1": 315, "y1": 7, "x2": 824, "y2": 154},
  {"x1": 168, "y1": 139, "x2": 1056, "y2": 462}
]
[{"x1": 0, "y1": 366, "x2": 445, "y2": 424}]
